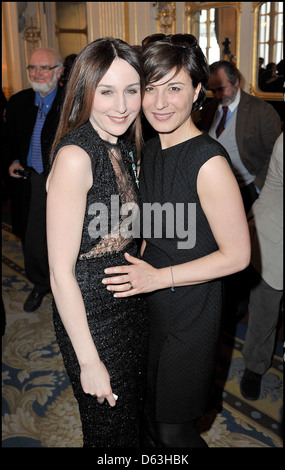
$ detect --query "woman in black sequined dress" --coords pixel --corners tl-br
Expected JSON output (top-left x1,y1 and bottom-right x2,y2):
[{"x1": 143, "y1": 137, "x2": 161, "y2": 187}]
[
  {"x1": 103, "y1": 34, "x2": 251, "y2": 447},
  {"x1": 46, "y1": 39, "x2": 148, "y2": 447}
]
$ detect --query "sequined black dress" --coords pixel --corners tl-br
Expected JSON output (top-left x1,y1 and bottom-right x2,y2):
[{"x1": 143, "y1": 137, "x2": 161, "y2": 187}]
[{"x1": 51, "y1": 121, "x2": 148, "y2": 447}]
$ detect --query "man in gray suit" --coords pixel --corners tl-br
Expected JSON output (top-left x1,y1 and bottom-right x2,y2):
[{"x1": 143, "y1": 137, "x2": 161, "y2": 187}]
[
  {"x1": 197, "y1": 60, "x2": 281, "y2": 214},
  {"x1": 240, "y1": 133, "x2": 283, "y2": 400}
]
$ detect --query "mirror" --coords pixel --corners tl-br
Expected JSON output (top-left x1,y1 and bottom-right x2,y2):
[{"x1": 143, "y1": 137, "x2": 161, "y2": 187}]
[
  {"x1": 185, "y1": 2, "x2": 241, "y2": 68},
  {"x1": 55, "y1": 2, "x2": 88, "y2": 58},
  {"x1": 251, "y1": 1, "x2": 283, "y2": 100}
]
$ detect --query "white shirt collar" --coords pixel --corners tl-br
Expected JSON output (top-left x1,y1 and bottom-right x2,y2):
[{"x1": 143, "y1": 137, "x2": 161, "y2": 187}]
[{"x1": 218, "y1": 88, "x2": 241, "y2": 114}]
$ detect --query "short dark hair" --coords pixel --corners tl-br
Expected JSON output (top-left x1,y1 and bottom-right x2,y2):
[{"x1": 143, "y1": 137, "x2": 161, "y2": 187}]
[
  {"x1": 209, "y1": 60, "x2": 242, "y2": 85},
  {"x1": 142, "y1": 34, "x2": 209, "y2": 112}
]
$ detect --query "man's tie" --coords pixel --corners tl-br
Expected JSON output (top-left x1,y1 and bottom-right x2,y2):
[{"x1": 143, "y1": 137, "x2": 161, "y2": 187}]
[
  {"x1": 30, "y1": 98, "x2": 45, "y2": 174},
  {"x1": 215, "y1": 106, "x2": 228, "y2": 138}
]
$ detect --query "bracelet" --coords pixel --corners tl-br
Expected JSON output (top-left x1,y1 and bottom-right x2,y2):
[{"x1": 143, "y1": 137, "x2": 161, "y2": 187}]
[{"x1": 170, "y1": 266, "x2": 175, "y2": 292}]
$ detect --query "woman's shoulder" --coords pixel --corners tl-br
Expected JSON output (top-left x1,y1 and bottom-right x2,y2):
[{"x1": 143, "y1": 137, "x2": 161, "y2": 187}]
[
  {"x1": 59, "y1": 121, "x2": 95, "y2": 146},
  {"x1": 56, "y1": 121, "x2": 104, "y2": 160},
  {"x1": 179, "y1": 133, "x2": 233, "y2": 180},
  {"x1": 190, "y1": 133, "x2": 231, "y2": 164},
  {"x1": 51, "y1": 121, "x2": 102, "y2": 172},
  {"x1": 141, "y1": 133, "x2": 231, "y2": 166}
]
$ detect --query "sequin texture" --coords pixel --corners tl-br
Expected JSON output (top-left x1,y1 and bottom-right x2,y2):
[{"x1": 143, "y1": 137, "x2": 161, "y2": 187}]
[{"x1": 51, "y1": 121, "x2": 149, "y2": 447}]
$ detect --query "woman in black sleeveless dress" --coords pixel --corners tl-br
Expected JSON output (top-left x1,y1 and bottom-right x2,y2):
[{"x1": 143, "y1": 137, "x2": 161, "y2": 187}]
[
  {"x1": 46, "y1": 39, "x2": 148, "y2": 447},
  {"x1": 103, "y1": 35, "x2": 250, "y2": 447}
]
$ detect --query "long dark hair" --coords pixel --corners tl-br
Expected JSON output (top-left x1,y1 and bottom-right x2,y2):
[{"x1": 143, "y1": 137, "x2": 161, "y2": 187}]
[
  {"x1": 142, "y1": 34, "x2": 209, "y2": 112},
  {"x1": 51, "y1": 38, "x2": 144, "y2": 159}
]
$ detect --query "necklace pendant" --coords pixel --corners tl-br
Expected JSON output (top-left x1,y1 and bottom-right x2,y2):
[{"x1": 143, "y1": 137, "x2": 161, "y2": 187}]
[{"x1": 129, "y1": 151, "x2": 139, "y2": 187}]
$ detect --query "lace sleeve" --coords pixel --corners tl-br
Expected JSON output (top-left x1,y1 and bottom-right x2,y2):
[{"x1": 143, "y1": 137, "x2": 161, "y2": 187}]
[{"x1": 79, "y1": 146, "x2": 139, "y2": 259}]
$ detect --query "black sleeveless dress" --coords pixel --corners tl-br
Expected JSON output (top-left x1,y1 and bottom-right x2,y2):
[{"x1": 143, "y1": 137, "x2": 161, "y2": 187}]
[
  {"x1": 139, "y1": 133, "x2": 231, "y2": 423},
  {"x1": 51, "y1": 121, "x2": 149, "y2": 447}
]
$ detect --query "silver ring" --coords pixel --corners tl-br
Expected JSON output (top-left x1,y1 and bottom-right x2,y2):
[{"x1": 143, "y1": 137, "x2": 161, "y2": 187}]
[{"x1": 128, "y1": 282, "x2": 134, "y2": 290}]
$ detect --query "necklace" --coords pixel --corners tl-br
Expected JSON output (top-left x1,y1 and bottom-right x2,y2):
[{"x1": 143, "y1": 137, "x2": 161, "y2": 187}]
[{"x1": 129, "y1": 151, "x2": 139, "y2": 187}]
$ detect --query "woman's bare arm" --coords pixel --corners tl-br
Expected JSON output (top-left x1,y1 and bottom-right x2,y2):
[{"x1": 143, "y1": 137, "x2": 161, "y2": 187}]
[
  {"x1": 102, "y1": 156, "x2": 250, "y2": 296},
  {"x1": 46, "y1": 145, "x2": 116, "y2": 406}
]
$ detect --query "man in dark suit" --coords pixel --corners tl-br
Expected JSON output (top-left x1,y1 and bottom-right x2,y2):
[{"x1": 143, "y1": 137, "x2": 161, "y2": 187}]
[
  {"x1": 197, "y1": 60, "x2": 281, "y2": 214},
  {"x1": 3, "y1": 47, "x2": 64, "y2": 312}
]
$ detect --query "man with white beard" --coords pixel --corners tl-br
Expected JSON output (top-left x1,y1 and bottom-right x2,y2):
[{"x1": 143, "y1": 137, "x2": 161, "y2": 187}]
[{"x1": 3, "y1": 48, "x2": 64, "y2": 312}]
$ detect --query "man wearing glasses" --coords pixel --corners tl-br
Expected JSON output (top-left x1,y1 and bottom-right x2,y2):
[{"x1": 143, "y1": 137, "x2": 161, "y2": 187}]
[{"x1": 3, "y1": 48, "x2": 64, "y2": 312}]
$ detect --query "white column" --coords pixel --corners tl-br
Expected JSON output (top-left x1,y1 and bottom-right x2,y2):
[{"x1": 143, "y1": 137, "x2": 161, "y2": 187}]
[
  {"x1": 2, "y1": 2, "x2": 23, "y2": 96},
  {"x1": 239, "y1": 2, "x2": 254, "y2": 93}
]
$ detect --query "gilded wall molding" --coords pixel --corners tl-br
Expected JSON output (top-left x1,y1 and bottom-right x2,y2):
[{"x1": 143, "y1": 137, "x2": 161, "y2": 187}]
[
  {"x1": 185, "y1": 1, "x2": 242, "y2": 14},
  {"x1": 23, "y1": 17, "x2": 41, "y2": 45},
  {"x1": 156, "y1": 2, "x2": 176, "y2": 34}
]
